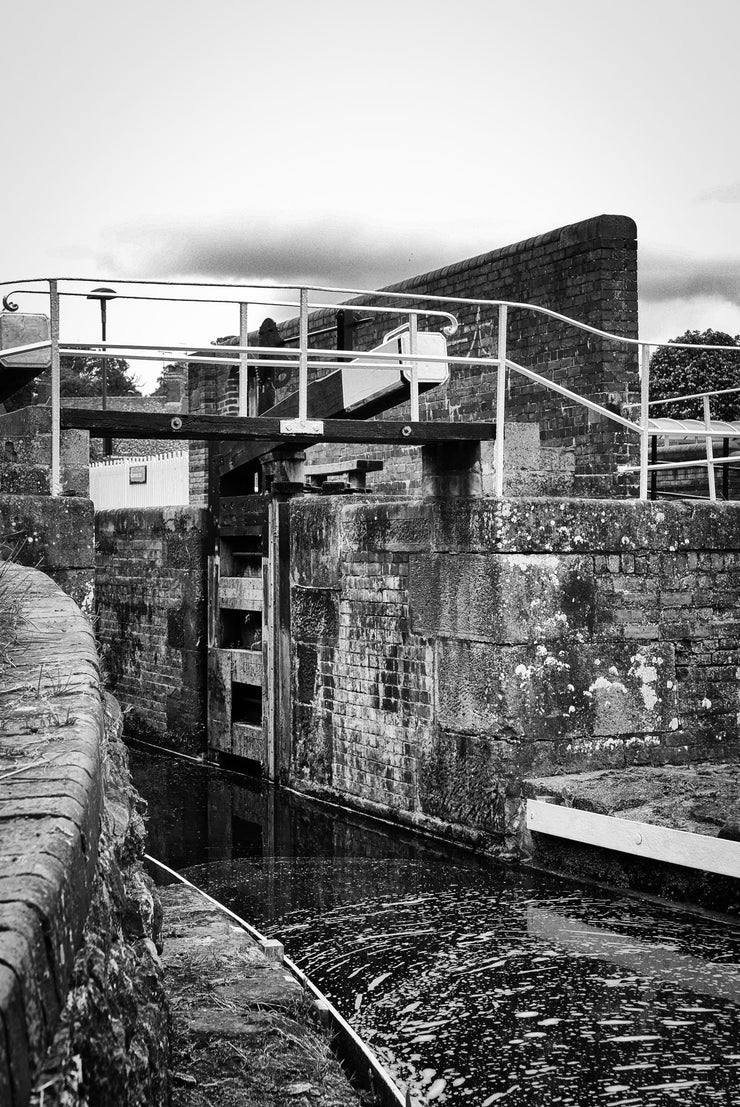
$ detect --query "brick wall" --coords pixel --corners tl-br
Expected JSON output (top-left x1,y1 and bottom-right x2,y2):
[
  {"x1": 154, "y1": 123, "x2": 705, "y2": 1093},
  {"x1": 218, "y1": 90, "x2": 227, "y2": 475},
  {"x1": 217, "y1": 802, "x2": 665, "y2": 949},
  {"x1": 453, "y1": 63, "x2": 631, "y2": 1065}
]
[
  {"x1": 95, "y1": 507, "x2": 208, "y2": 752},
  {"x1": 189, "y1": 214, "x2": 638, "y2": 500},
  {"x1": 289, "y1": 496, "x2": 740, "y2": 846},
  {"x1": 187, "y1": 347, "x2": 236, "y2": 507}
]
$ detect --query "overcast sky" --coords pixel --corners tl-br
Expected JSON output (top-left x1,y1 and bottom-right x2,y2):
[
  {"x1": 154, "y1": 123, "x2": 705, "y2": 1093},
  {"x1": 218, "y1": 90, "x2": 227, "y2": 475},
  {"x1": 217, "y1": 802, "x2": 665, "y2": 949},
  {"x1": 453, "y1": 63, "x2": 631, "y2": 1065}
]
[{"x1": 2, "y1": 0, "x2": 739, "y2": 392}]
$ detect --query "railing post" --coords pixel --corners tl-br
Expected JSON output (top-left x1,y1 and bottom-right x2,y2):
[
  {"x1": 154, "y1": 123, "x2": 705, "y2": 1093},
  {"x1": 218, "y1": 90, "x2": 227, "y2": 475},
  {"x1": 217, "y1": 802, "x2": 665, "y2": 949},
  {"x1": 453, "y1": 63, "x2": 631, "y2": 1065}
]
[
  {"x1": 408, "y1": 311, "x2": 419, "y2": 422},
  {"x1": 49, "y1": 279, "x2": 61, "y2": 497},
  {"x1": 494, "y1": 304, "x2": 507, "y2": 497},
  {"x1": 703, "y1": 393, "x2": 717, "y2": 502},
  {"x1": 238, "y1": 302, "x2": 249, "y2": 417},
  {"x1": 298, "y1": 287, "x2": 309, "y2": 424},
  {"x1": 639, "y1": 343, "x2": 650, "y2": 501}
]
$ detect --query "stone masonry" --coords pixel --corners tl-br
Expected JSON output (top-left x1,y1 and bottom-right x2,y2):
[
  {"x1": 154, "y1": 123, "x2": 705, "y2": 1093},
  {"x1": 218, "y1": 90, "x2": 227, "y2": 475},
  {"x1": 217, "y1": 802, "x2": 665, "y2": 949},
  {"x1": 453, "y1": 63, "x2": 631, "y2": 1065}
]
[{"x1": 289, "y1": 496, "x2": 740, "y2": 849}]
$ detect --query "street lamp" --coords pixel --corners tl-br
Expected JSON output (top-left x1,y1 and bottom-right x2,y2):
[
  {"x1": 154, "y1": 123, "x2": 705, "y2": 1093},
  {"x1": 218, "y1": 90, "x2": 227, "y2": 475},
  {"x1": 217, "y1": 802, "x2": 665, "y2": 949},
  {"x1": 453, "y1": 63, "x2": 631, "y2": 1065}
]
[{"x1": 87, "y1": 286, "x2": 116, "y2": 455}]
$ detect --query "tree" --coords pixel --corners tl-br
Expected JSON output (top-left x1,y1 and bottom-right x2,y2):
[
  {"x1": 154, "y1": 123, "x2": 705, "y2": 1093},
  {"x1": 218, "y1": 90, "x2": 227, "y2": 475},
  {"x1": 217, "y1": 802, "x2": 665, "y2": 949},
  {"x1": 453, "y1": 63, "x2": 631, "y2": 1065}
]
[
  {"x1": 59, "y1": 356, "x2": 141, "y2": 397},
  {"x1": 2, "y1": 355, "x2": 141, "y2": 411},
  {"x1": 649, "y1": 329, "x2": 740, "y2": 420}
]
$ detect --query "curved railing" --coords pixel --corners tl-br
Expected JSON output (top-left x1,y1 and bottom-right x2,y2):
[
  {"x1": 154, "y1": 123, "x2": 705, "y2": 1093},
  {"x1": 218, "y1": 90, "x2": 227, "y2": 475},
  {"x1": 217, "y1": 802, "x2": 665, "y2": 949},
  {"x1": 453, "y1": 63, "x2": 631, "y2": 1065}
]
[{"x1": 1, "y1": 276, "x2": 739, "y2": 500}]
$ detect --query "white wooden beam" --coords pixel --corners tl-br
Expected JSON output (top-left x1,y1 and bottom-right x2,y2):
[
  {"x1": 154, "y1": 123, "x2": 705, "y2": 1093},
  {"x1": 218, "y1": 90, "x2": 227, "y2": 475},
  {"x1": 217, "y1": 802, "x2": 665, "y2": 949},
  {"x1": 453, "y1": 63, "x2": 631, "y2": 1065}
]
[{"x1": 526, "y1": 799, "x2": 740, "y2": 880}]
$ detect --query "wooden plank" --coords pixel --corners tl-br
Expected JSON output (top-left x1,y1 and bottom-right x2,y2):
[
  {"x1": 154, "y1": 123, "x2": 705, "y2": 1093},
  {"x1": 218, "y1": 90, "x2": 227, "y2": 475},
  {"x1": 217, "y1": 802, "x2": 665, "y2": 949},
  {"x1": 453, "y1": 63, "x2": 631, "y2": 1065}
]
[
  {"x1": 264, "y1": 502, "x2": 278, "y2": 782},
  {"x1": 231, "y1": 722, "x2": 264, "y2": 762},
  {"x1": 207, "y1": 648, "x2": 231, "y2": 754},
  {"x1": 61, "y1": 408, "x2": 496, "y2": 445},
  {"x1": 305, "y1": 459, "x2": 384, "y2": 477},
  {"x1": 262, "y1": 558, "x2": 272, "y2": 780},
  {"x1": 526, "y1": 799, "x2": 740, "y2": 880},
  {"x1": 219, "y1": 576, "x2": 263, "y2": 612},
  {"x1": 207, "y1": 556, "x2": 218, "y2": 648},
  {"x1": 528, "y1": 907, "x2": 740, "y2": 1006},
  {"x1": 232, "y1": 649, "x2": 263, "y2": 686},
  {"x1": 277, "y1": 498, "x2": 293, "y2": 780}
]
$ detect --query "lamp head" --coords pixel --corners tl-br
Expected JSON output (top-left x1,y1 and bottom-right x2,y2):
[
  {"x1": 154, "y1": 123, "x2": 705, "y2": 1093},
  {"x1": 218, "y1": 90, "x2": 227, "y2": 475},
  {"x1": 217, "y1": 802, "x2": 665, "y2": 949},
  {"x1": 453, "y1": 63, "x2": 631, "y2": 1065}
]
[{"x1": 87, "y1": 286, "x2": 117, "y2": 302}]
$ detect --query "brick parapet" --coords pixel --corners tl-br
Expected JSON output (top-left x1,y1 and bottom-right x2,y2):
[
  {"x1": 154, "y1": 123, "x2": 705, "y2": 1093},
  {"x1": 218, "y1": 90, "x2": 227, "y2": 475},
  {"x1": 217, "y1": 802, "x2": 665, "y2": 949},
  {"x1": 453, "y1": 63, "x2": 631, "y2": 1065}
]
[{"x1": 0, "y1": 565, "x2": 104, "y2": 1106}]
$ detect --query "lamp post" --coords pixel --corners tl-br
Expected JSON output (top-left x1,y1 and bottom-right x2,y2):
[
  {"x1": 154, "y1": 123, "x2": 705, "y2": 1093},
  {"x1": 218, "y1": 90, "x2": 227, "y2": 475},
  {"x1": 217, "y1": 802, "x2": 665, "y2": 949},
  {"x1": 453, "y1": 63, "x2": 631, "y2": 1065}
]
[{"x1": 87, "y1": 286, "x2": 116, "y2": 456}]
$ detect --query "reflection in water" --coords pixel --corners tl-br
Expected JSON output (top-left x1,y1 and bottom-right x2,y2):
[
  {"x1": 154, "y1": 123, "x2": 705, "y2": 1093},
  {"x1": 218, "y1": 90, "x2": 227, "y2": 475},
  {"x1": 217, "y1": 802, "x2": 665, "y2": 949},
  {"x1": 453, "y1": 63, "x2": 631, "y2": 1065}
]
[{"x1": 132, "y1": 750, "x2": 740, "y2": 1106}]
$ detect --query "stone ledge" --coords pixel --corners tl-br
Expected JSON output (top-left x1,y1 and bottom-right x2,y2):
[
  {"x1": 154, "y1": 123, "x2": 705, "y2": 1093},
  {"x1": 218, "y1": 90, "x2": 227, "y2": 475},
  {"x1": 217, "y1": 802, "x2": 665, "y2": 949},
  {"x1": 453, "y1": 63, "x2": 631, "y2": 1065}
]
[
  {"x1": 524, "y1": 763, "x2": 740, "y2": 835},
  {"x1": 0, "y1": 564, "x2": 103, "y2": 1107}
]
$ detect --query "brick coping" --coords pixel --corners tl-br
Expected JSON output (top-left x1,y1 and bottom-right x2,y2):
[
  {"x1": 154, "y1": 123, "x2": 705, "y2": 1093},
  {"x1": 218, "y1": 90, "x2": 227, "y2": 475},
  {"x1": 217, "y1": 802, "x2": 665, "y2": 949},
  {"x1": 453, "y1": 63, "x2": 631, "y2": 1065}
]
[{"x1": 0, "y1": 564, "x2": 104, "y2": 1107}]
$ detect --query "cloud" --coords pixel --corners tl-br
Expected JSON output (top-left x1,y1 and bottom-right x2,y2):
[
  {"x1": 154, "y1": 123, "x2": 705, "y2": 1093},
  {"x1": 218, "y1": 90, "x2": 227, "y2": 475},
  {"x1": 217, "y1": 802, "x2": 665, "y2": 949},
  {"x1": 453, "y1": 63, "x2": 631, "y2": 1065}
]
[
  {"x1": 97, "y1": 218, "x2": 467, "y2": 293},
  {"x1": 99, "y1": 220, "x2": 740, "y2": 317},
  {"x1": 698, "y1": 181, "x2": 740, "y2": 204},
  {"x1": 641, "y1": 250, "x2": 740, "y2": 305}
]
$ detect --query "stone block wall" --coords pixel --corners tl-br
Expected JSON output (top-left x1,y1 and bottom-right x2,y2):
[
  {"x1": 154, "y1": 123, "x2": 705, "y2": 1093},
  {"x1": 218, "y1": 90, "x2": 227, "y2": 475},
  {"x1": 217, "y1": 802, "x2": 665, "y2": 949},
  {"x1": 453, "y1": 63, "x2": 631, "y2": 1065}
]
[
  {"x1": 0, "y1": 404, "x2": 95, "y2": 614},
  {"x1": 189, "y1": 214, "x2": 638, "y2": 501},
  {"x1": 0, "y1": 406, "x2": 88, "y2": 498},
  {"x1": 95, "y1": 507, "x2": 208, "y2": 753},
  {"x1": 0, "y1": 494, "x2": 95, "y2": 615},
  {"x1": 289, "y1": 496, "x2": 740, "y2": 847}
]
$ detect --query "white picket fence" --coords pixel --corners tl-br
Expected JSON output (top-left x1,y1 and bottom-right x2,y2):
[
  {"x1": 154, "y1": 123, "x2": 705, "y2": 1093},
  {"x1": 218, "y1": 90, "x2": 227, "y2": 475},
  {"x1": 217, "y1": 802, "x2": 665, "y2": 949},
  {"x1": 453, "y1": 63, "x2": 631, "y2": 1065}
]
[{"x1": 89, "y1": 451, "x2": 190, "y2": 510}]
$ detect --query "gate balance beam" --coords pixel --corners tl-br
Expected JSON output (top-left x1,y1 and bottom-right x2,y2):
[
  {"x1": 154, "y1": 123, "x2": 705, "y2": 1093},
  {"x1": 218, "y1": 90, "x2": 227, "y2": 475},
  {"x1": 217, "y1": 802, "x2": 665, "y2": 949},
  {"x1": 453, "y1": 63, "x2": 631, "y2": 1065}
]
[{"x1": 61, "y1": 409, "x2": 496, "y2": 445}]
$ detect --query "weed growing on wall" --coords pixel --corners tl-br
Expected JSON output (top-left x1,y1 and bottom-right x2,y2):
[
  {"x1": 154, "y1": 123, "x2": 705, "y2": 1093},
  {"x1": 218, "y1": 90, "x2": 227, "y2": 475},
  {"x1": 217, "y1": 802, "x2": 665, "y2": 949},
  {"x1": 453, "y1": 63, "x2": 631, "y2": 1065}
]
[{"x1": 0, "y1": 540, "x2": 25, "y2": 679}]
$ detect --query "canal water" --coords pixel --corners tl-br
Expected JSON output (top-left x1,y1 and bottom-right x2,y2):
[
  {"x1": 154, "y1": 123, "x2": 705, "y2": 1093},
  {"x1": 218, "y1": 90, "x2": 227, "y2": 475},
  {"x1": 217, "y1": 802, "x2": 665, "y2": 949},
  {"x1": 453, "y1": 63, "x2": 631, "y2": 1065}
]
[{"x1": 131, "y1": 749, "x2": 740, "y2": 1106}]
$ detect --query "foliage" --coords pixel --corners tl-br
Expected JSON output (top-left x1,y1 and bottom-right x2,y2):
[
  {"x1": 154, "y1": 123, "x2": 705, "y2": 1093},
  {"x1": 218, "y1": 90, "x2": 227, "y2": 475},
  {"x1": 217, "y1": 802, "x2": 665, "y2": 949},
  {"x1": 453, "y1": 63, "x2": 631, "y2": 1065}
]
[
  {"x1": 150, "y1": 361, "x2": 187, "y2": 398},
  {"x1": 59, "y1": 356, "x2": 141, "y2": 397},
  {"x1": 649, "y1": 329, "x2": 740, "y2": 420},
  {"x1": 3, "y1": 356, "x2": 140, "y2": 411}
]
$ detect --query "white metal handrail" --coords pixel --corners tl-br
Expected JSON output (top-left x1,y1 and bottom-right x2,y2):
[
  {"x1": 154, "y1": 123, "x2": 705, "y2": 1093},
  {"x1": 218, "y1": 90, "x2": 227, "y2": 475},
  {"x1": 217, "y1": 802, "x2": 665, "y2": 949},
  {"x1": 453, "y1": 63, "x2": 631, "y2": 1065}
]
[
  {"x1": 619, "y1": 383, "x2": 740, "y2": 500},
  {"x1": 1, "y1": 275, "x2": 739, "y2": 501},
  {"x1": 649, "y1": 384, "x2": 740, "y2": 407}
]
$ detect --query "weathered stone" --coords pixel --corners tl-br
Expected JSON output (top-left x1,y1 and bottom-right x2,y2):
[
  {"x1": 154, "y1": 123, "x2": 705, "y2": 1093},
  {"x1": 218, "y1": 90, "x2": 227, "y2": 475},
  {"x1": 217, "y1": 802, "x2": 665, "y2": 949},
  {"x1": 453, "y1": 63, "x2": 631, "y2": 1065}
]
[
  {"x1": 0, "y1": 464, "x2": 49, "y2": 494},
  {"x1": 0, "y1": 962, "x2": 30, "y2": 1106},
  {"x1": 0, "y1": 495, "x2": 94, "y2": 569},
  {"x1": 418, "y1": 728, "x2": 517, "y2": 836},
  {"x1": 410, "y1": 552, "x2": 595, "y2": 643},
  {"x1": 291, "y1": 587, "x2": 339, "y2": 644},
  {"x1": 0, "y1": 904, "x2": 52, "y2": 1063},
  {"x1": 421, "y1": 441, "x2": 482, "y2": 498},
  {"x1": 436, "y1": 637, "x2": 677, "y2": 769}
]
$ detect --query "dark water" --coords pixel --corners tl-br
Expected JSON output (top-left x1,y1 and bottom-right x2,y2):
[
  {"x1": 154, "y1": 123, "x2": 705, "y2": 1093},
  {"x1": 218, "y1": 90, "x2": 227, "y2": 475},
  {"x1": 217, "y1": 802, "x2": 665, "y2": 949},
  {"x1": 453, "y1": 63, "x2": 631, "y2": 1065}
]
[{"x1": 131, "y1": 750, "x2": 740, "y2": 1106}]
